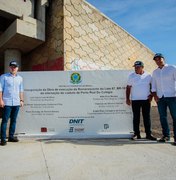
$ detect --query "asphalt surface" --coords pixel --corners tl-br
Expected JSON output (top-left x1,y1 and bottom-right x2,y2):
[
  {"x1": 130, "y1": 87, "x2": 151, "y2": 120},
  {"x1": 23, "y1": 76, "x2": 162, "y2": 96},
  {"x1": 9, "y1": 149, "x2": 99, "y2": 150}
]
[{"x1": 0, "y1": 137, "x2": 176, "y2": 180}]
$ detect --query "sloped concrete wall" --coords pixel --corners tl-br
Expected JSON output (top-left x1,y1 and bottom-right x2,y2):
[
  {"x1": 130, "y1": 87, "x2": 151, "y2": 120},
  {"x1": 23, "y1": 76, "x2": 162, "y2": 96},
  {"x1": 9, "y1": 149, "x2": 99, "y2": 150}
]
[
  {"x1": 23, "y1": 0, "x2": 156, "y2": 72},
  {"x1": 64, "y1": 0, "x2": 156, "y2": 73}
]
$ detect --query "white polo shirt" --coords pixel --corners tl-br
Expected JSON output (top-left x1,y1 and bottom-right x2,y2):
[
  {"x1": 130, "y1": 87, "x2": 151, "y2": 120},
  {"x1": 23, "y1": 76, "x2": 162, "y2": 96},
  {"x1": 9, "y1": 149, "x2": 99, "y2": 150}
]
[
  {"x1": 152, "y1": 64, "x2": 176, "y2": 98},
  {"x1": 127, "y1": 71, "x2": 151, "y2": 100}
]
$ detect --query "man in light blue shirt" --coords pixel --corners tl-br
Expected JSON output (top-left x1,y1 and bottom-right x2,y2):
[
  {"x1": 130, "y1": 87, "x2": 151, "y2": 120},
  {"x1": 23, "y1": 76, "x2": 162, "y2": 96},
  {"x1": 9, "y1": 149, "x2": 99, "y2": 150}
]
[
  {"x1": 152, "y1": 53, "x2": 176, "y2": 146},
  {"x1": 0, "y1": 61, "x2": 24, "y2": 146}
]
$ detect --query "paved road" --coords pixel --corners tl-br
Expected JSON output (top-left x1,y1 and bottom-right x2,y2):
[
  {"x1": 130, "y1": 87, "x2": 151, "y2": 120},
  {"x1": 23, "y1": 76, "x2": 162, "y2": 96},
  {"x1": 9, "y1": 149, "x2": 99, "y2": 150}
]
[{"x1": 0, "y1": 138, "x2": 176, "y2": 180}]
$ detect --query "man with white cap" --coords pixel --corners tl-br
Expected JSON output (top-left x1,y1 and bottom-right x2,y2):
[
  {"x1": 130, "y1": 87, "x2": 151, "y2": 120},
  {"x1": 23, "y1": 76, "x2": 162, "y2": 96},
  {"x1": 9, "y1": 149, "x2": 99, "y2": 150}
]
[
  {"x1": 0, "y1": 61, "x2": 24, "y2": 146},
  {"x1": 126, "y1": 61, "x2": 156, "y2": 140}
]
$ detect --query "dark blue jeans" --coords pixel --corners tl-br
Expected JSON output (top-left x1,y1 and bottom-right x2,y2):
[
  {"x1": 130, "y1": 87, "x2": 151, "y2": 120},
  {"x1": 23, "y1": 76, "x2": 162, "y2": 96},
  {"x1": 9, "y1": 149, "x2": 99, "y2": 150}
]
[
  {"x1": 1, "y1": 106, "x2": 20, "y2": 141},
  {"x1": 132, "y1": 99, "x2": 151, "y2": 136},
  {"x1": 157, "y1": 97, "x2": 176, "y2": 140}
]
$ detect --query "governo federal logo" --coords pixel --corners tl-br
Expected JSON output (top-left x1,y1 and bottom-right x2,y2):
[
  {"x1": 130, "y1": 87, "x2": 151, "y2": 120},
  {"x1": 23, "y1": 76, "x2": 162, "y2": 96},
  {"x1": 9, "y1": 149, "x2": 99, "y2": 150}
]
[{"x1": 70, "y1": 72, "x2": 82, "y2": 84}]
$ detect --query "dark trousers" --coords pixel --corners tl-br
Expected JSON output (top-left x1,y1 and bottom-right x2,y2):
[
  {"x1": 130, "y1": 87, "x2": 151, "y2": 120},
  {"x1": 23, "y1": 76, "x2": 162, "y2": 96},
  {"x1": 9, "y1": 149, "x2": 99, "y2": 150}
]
[
  {"x1": 1, "y1": 106, "x2": 20, "y2": 141},
  {"x1": 132, "y1": 100, "x2": 151, "y2": 136},
  {"x1": 157, "y1": 97, "x2": 176, "y2": 139}
]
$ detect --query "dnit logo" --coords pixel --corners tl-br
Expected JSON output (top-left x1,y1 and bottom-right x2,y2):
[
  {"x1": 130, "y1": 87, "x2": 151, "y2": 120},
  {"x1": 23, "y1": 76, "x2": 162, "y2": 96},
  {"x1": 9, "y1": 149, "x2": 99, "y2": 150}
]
[
  {"x1": 68, "y1": 119, "x2": 85, "y2": 133},
  {"x1": 69, "y1": 119, "x2": 84, "y2": 124}
]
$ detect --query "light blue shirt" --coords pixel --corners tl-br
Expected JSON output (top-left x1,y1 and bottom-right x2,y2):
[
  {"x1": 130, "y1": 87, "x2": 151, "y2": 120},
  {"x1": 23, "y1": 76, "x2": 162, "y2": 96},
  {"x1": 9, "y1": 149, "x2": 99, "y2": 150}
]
[{"x1": 0, "y1": 73, "x2": 24, "y2": 106}]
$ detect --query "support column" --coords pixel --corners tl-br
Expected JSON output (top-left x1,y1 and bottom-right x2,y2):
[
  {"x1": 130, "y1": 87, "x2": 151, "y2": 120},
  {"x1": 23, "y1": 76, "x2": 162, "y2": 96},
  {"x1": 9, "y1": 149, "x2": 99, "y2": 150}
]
[{"x1": 4, "y1": 49, "x2": 21, "y2": 73}]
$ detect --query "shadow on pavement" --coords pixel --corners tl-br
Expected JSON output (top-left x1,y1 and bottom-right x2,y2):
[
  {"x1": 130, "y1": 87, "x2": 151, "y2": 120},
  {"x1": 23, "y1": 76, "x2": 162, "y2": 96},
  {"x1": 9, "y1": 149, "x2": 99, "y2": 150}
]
[{"x1": 35, "y1": 138, "x2": 166, "y2": 146}]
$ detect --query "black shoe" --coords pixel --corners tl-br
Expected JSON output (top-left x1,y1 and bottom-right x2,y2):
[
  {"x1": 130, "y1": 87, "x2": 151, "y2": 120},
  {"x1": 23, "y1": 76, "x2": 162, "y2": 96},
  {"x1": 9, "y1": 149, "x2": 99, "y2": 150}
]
[
  {"x1": 8, "y1": 137, "x2": 19, "y2": 142},
  {"x1": 131, "y1": 134, "x2": 141, "y2": 140},
  {"x1": 0, "y1": 140, "x2": 7, "y2": 146},
  {"x1": 158, "y1": 136, "x2": 170, "y2": 142},
  {"x1": 146, "y1": 135, "x2": 157, "y2": 141}
]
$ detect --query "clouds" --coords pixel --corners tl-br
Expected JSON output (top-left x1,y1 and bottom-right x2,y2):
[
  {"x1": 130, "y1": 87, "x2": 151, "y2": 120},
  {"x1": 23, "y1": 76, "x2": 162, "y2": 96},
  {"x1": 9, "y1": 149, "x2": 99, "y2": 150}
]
[
  {"x1": 87, "y1": 0, "x2": 176, "y2": 32},
  {"x1": 86, "y1": 0, "x2": 176, "y2": 64}
]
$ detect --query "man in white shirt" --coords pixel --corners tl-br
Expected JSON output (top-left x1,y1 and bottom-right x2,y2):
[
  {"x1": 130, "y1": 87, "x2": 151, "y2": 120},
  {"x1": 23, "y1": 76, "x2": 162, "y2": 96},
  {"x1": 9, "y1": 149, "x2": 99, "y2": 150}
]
[
  {"x1": 126, "y1": 61, "x2": 156, "y2": 140},
  {"x1": 152, "y1": 53, "x2": 176, "y2": 145}
]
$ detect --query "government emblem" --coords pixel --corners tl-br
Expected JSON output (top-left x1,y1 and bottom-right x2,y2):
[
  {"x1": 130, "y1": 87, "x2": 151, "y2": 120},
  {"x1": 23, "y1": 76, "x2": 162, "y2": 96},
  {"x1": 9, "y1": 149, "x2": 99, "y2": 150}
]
[{"x1": 70, "y1": 72, "x2": 82, "y2": 84}]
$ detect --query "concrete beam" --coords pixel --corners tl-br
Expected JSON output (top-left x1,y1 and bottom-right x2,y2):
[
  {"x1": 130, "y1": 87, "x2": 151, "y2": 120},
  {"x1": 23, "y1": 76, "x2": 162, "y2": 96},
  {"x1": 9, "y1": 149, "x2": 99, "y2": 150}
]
[
  {"x1": 0, "y1": 0, "x2": 34, "y2": 18},
  {"x1": 0, "y1": 17, "x2": 45, "y2": 54}
]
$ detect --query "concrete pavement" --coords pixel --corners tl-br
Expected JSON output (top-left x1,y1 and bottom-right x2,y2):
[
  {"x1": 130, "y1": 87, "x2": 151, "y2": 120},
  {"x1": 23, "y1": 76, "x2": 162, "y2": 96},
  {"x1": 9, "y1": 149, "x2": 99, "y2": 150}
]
[{"x1": 0, "y1": 138, "x2": 176, "y2": 180}]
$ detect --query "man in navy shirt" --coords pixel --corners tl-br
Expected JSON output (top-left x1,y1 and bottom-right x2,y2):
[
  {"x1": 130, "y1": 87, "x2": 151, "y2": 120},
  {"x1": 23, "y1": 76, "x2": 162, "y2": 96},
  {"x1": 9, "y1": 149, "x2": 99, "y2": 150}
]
[{"x1": 0, "y1": 61, "x2": 24, "y2": 146}]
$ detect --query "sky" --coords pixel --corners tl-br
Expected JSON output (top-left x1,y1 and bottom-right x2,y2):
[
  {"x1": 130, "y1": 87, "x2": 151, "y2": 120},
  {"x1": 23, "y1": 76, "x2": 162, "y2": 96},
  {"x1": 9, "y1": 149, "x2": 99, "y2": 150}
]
[{"x1": 86, "y1": 0, "x2": 176, "y2": 65}]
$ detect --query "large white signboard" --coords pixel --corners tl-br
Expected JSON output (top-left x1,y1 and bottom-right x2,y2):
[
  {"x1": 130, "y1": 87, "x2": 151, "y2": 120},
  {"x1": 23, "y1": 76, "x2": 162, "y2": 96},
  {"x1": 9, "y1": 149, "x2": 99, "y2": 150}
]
[{"x1": 17, "y1": 70, "x2": 133, "y2": 139}]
